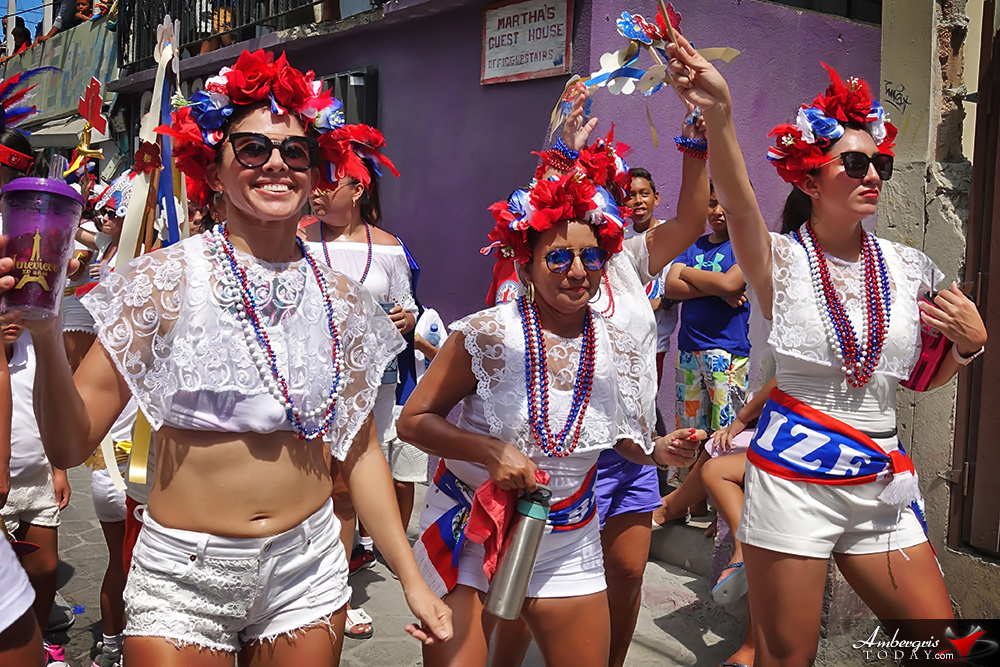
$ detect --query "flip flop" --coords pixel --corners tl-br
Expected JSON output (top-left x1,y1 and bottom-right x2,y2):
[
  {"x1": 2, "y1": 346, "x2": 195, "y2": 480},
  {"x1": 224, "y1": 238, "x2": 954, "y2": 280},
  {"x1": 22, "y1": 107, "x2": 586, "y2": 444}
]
[
  {"x1": 345, "y1": 607, "x2": 374, "y2": 640},
  {"x1": 711, "y1": 561, "x2": 747, "y2": 604}
]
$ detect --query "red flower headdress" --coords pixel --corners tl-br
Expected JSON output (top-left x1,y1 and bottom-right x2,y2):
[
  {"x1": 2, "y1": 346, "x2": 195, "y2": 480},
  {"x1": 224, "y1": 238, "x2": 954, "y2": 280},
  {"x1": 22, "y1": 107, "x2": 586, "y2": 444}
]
[
  {"x1": 155, "y1": 50, "x2": 395, "y2": 189},
  {"x1": 766, "y1": 64, "x2": 898, "y2": 185},
  {"x1": 482, "y1": 172, "x2": 626, "y2": 265}
]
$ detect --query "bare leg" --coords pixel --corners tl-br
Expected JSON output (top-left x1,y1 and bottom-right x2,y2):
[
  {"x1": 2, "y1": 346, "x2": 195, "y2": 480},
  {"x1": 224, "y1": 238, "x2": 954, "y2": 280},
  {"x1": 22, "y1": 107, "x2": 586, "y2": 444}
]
[
  {"x1": 490, "y1": 618, "x2": 532, "y2": 667},
  {"x1": 62, "y1": 330, "x2": 95, "y2": 373},
  {"x1": 239, "y1": 606, "x2": 346, "y2": 667},
  {"x1": 742, "y1": 544, "x2": 828, "y2": 667},
  {"x1": 98, "y1": 520, "x2": 127, "y2": 636},
  {"x1": 395, "y1": 480, "x2": 415, "y2": 532},
  {"x1": 520, "y1": 593, "x2": 610, "y2": 667},
  {"x1": 423, "y1": 585, "x2": 489, "y2": 667},
  {"x1": 0, "y1": 609, "x2": 44, "y2": 667},
  {"x1": 14, "y1": 524, "x2": 58, "y2": 630},
  {"x1": 124, "y1": 638, "x2": 235, "y2": 667},
  {"x1": 721, "y1": 597, "x2": 755, "y2": 667},
  {"x1": 652, "y1": 449, "x2": 710, "y2": 525},
  {"x1": 834, "y1": 543, "x2": 953, "y2": 638},
  {"x1": 600, "y1": 512, "x2": 652, "y2": 667},
  {"x1": 702, "y1": 454, "x2": 748, "y2": 575}
]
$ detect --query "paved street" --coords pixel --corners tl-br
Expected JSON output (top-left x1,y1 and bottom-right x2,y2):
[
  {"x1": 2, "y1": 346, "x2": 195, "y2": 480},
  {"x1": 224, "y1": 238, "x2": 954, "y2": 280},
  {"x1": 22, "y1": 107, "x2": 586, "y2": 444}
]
[{"x1": 53, "y1": 465, "x2": 743, "y2": 666}]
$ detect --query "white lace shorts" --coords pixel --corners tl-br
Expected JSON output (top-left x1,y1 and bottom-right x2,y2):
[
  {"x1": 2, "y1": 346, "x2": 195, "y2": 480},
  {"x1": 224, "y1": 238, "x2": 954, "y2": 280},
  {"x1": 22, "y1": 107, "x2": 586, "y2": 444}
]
[
  {"x1": 0, "y1": 539, "x2": 33, "y2": 634},
  {"x1": 738, "y1": 456, "x2": 928, "y2": 559},
  {"x1": 382, "y1": 406, "x2": 428, "y2": 483},
  {"x1": 124, "y1": 499, "x2": 350, "y2": 653},
  {"x1": 1, "y1": 468, "x2": 60, "y2": 534},
  {"x1": 91, "y1": 467, "x2": 127, "y2": 523}
]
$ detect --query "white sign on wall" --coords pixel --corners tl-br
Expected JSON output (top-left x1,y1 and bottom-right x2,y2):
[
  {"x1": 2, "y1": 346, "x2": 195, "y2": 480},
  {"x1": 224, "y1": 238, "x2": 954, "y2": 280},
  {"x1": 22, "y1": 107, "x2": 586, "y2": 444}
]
[{"x1": 481, "y1": 0, "x2": 573, "y2": 85}]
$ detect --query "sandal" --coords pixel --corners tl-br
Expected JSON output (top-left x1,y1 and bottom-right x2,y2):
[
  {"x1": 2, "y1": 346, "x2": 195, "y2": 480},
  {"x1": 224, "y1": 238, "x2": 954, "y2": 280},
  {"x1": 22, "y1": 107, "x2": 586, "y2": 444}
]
[
  {"x1": 721, "y1": 663, "x2": 751, "y2": 667},
  {"x1": 711, "y1": 561, "x2": 747, "y2": 604},
  {"x1": 345, "y1": 607, "x2": 374, "y2": 640}
]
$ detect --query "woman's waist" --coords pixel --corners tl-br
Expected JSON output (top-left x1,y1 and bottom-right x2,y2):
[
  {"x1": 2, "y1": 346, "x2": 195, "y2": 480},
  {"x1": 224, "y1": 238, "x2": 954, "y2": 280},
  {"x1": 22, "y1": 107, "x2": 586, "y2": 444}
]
[
  {"x1": 141, "y1": 498, "x2": 338, "y2": 558},
  {"x1": 147, "y1": 427, "x2": 333, "y2": 537},
  {"x1": 776, "y1": 371, "x2": 898, "y2": 433},
  {"x1": 444, "y1": 451, "x2": 600, "y2": 503}
]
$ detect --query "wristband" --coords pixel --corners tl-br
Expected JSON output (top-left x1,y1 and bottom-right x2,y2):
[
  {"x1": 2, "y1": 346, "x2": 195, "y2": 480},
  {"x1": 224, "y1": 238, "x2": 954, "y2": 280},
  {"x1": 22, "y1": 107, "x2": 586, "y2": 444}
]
[
  {"x1": 674, "y1": 135, "x2": 708, "y2": 160},
  {"x1": 543, "y1": 148, "x2": 577, "y2": 174},
  {"x1": 951, "y1": 344, "x2": 985, "y2": 366},
  {"x1": 553, "y1": 137, "x2": 580, "y2": 160}
]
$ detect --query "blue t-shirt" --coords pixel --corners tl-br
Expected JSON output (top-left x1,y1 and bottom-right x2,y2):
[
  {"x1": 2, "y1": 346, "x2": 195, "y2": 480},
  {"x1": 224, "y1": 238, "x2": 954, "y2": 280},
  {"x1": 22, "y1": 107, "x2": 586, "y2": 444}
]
[{"x1": 675, "y1": 235, "x2": 751, "y2": 356}]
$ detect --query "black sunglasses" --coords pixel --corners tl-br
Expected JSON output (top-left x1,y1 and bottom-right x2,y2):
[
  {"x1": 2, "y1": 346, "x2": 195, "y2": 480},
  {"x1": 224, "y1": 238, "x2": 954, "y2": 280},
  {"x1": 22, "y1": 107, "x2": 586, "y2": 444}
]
[
  {"x1": 820, "y1": 151, "x2": 893, "y2": 181},
  {"x1": 228, "y1": 133, "x2": 319, "y2": 172},
  {"x1": 544, "y1": 247, "x2": 609, "y2": 273}
]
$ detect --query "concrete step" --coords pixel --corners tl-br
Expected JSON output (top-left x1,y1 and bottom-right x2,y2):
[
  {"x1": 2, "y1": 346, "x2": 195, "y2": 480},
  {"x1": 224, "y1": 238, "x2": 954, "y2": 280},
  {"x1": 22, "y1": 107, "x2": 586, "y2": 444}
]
[{"x1": 649, "y1": 519, "x2": 719, "y2": 580}]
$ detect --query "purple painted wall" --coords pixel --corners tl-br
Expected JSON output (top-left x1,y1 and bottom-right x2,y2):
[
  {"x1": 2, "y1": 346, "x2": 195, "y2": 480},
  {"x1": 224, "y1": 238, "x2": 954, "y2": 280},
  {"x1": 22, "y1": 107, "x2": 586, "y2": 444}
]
[
  {"x1": 588, "y1": 0, "x2": 881, "y2": 234},
  {"x1": 294, "y1": 0, "x2": 879, "y2": 329}
]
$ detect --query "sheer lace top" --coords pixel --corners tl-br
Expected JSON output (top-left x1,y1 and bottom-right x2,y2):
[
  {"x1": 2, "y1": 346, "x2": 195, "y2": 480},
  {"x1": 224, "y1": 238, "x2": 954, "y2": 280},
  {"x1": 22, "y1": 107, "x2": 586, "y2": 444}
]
[
  {"x1": 450, "y1": 300, "x2": 655, "y2": 459},
  {"x1": 82, "y1": 234, "x2": 405, "y2": 460},
  {"x1": 758, "y1": 231, "x2": 942, "y2": 431},
  {"x1": 304, "y1": 239, "x2": 418, "y2": 315}
]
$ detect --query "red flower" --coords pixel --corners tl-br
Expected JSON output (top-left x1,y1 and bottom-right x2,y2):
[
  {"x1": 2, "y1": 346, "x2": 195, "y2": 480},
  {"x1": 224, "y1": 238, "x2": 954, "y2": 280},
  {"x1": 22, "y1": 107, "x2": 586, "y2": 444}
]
[
  {"x1": 185, "y1": 175, "x2": 210, "y2": 209},
  {"x1": 656, "y1": 2, "x2": 682, "y2": 37},
  {"x1": 880, "y1": 122, "x2": 898, "y2": 155},
  {"x1": 530, "y1": 175, "x2": 598, "y2": 231},
  {"x1": 132, "y1": 141, "x2": 162, "y2": 175},
  {"x1": 155, "y1": 107, "x2": 216, "y2": 181},
  {"x1": 317, "y1": 131, "x2": 369, "y2": 186},
  {"x1": 767, "y1": 124, "x2": 827, "y2": 185},
  {"x1": 272, "y1": 54, "x2": 312, "y2": 112},
  {"x1": 226, "y1": 50, "x2": 275, "y2": 104},
  {"x1": 486, "y1": 202, "x2": 533, "y2": 264},
  {"x1": 596, "y1": 217, "x2": 624, "y2": 256},
  {"x1": 813, "y1": 63, "x2": 872, "y2": 126}
]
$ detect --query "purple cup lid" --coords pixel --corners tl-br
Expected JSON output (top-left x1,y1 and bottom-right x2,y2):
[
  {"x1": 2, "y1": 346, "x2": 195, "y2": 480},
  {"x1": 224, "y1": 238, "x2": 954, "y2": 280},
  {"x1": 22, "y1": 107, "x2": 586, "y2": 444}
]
[{"x1": 0, "y1": 178, "x2": 85, "y2": 205}]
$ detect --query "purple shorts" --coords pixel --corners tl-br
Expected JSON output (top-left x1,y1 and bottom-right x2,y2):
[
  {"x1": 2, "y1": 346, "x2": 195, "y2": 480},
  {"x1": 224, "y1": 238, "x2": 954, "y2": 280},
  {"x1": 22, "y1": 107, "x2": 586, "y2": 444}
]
[{"x1": 595, "y1": 450, "x2": 661, "y2": 529}]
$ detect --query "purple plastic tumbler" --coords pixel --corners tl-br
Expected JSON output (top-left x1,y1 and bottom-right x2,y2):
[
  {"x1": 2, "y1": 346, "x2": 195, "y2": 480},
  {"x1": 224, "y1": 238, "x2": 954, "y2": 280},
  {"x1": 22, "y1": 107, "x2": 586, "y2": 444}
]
[{"x1": 1, "y1": 178, "x2": 84, "y2": 319}]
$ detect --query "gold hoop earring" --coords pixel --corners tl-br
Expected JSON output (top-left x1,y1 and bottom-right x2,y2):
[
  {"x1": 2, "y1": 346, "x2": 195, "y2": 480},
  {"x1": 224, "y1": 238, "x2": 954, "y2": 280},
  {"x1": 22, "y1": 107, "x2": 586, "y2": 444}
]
[
  {"x1": 527, "y1": 283, "x2": 535, "y2": 302},
  {"x1": 589, "y1": 283, "x2": 603, "y2": 304}
]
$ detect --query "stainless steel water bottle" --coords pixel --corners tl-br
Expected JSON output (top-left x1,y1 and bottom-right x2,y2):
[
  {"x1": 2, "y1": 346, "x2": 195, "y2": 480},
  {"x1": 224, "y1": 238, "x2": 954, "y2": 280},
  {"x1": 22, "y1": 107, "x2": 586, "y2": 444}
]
[{"x1": 483, "y1": 485, "x2": 551, "y2": 620}]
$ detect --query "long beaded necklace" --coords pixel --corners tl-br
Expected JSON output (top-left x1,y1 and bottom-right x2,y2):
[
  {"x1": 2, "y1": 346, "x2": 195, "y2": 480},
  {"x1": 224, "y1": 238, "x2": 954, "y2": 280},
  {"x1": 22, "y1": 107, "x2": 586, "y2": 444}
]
[
  {"x1": 792, "y1": 221, "x2": 892, "y2": 387},
  {"x1": 320, "y1": 221, "x2": 372, "y2": 284},
  {"x1": 517, "y1": 295, "x2": 597, "y2": 457},
  {"x1": 209, "y1": 225, "x2": 346, "y2": 440},
  {"x1": 598, "y1": 269, "x2": 616, "y2": 318}
]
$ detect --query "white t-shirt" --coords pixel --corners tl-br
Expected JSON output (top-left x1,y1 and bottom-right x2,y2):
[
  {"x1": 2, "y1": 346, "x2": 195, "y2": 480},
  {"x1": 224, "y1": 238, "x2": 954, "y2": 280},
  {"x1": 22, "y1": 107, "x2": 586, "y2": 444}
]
[
  {"x1": 7, "y1": 335, "x2": 48, "y2": 479},
  {"x1": 625, "y1": 223, "x2": 678, "y2": 354}
]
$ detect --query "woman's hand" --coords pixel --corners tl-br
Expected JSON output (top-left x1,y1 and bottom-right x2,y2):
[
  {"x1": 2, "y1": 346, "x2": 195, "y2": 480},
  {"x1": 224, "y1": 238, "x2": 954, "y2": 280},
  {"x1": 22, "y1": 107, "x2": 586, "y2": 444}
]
[
  {"x1": 402, "y1": 583, "x2": 453, "y2": 645},
  {"x1": 389, "y1": 305, "x2": 415, "y2": 334},
  {"x1": 560, "y1": 84, "x2": 600, "y2": 152},
  {"x1": 919, "y1": 283, "x2": 988, "y2": 356},
  {"x1": 715, "y1": 417, "x2": 747, "y2": 453},
  {"x1": 665, "y1": 32, "x2": 734, "y2": 114},
  {"x1": 485, "y1": 441, "x2": 538, "y2": 492},
  {"x1": 652, "y1": 428, "x2": 706, "y2": 468},
  {"x1": 52, "y1": 469, "x2": 71, "y2": 510}
]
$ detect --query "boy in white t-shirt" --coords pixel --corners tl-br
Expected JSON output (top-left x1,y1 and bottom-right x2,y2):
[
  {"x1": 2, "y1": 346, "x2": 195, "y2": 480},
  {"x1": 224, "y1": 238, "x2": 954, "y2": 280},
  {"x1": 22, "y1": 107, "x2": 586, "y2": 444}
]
[{"x1": 0, "y1": 313, "x2": 71, "y2": 666}]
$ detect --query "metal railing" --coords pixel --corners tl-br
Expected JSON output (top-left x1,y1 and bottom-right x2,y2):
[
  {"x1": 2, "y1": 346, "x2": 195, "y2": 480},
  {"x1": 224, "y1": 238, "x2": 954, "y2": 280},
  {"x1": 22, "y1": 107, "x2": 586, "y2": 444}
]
[{"x1": 117, "y1": 0, "x2": 330, "y2": 72}]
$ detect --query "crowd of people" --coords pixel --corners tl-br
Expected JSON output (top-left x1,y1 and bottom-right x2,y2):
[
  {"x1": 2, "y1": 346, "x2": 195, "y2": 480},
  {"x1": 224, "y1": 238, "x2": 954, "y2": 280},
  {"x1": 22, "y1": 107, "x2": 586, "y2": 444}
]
[{"x1": 0, "y1": 24, "x2": 990, "y2": 667}]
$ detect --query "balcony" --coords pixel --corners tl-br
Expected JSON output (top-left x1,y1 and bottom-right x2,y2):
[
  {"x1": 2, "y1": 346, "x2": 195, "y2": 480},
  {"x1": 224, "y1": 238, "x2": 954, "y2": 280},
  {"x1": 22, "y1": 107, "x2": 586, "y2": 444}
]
[{"x1": 116, "y1": 0, "x2": 384, "y2": 73}]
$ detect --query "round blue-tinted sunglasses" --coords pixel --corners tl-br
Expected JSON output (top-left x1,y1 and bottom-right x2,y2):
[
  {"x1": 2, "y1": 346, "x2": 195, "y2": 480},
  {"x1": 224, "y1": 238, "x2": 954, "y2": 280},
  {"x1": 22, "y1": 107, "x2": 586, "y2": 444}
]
[{"x1": 544, "y1": 247, "x2": 609, "y2": 273}]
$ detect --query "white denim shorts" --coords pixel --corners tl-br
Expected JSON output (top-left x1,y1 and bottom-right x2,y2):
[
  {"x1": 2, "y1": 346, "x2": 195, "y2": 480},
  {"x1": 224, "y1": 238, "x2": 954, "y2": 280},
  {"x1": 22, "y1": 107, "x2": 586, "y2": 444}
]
[
  {"x1": 91, "y1": 466, "x2": 127, "y2": 523},
  {"x1": 0, "y1": 539, "x2": 34, "y2": 634},
  {"x1": 1, "y1": 467, "x2": 60, "y2": 534},
  {"x1": 738, "y1": 450, "x2": 928, "y2": 559},
  {"x1": 124, "y1": 499, "x2": 350, "y2": 653}
]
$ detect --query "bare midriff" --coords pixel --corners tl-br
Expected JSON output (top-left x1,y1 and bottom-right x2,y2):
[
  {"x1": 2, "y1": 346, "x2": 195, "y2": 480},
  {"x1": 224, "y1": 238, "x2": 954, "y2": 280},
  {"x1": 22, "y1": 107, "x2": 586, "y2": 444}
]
[{"x1": 146, "y1": 426, "x2": 333, "y2": 538}]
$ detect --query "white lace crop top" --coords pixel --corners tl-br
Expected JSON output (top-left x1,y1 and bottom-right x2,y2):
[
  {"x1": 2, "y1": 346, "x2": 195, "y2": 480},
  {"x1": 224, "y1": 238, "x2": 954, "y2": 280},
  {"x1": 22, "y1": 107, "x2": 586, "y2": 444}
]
[
  {"x1": 81, "y1": 234, "x2": 406, "y2": 459},
  {"x1": 760, "y1": 231, "x2": 942, "y2": 432},
  {"x1": 304, "y1": 238, "x2": 418, "y2": 315},
  {"x1": 450, "y1": 299, "x2": 656, "y2": 459}
]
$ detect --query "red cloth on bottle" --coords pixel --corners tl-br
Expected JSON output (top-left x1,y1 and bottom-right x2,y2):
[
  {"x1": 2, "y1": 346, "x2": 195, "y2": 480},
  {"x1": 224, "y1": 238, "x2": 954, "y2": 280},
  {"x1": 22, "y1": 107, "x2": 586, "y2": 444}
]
[{"x1": 464, "y1": 470, "x2": 551, "y2": 581}]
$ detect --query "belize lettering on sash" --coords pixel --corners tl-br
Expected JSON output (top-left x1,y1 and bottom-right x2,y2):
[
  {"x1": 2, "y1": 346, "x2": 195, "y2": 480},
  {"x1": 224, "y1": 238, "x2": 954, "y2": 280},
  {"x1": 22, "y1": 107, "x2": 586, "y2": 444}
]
[{"x1": 747, "y1": 389, "x2": 918, "y2": 506}]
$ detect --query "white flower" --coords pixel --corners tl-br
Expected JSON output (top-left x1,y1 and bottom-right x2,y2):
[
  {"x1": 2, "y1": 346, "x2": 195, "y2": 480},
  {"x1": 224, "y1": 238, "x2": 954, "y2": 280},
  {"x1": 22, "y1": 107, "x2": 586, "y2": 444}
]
[{"x1": 795, "y1": 108, "x2": 816, "y2": 144}]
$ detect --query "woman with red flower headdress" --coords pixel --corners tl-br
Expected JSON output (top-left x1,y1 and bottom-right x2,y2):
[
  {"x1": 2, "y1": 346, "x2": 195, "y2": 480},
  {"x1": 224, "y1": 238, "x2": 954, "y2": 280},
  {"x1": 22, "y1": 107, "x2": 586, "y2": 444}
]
[
  {"x1": 11, "y1": 50, "x2": 452, "y2": 666},
  {"x1": 395, "y1": 90, "x2": 709, "y2": 667},
  {"x1": 664, "y1": 33, "x2": 987, "y2": 665}
]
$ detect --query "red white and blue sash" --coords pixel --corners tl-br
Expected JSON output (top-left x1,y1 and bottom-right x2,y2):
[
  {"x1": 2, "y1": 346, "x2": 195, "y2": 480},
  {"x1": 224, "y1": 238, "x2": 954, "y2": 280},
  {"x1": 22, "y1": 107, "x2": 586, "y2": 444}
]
[
  {"x1": 748, "y1": 389, "x2": 921, "y2": 509},
  {"x1": 548, "y1": 465, "x2": 598, "y2": 532}
]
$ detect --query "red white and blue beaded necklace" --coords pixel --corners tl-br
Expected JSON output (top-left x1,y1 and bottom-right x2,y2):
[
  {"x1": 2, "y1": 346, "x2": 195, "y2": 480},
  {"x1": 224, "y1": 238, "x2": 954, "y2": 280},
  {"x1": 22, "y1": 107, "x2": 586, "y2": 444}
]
[
  {"x1": 517, "y1": 295, "x2": 597, "y2": 457},
  {"x1": 210, "y1": 225, "x2": 346, "y2": 440},
  {"x1": 320, "y1": 221, "x2": 373, "y2": 284},
  {"x1": 792, "y1": 221, "x2": 892, "y2": 387}
]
